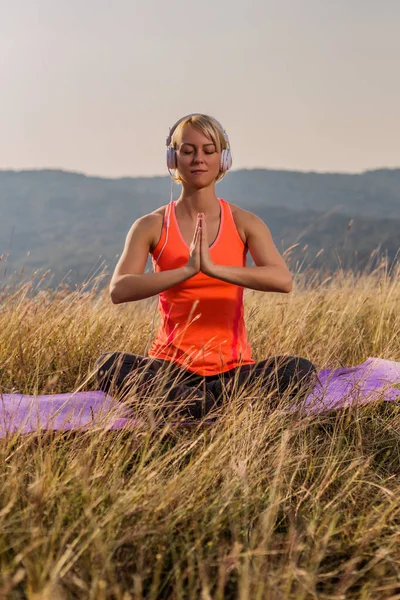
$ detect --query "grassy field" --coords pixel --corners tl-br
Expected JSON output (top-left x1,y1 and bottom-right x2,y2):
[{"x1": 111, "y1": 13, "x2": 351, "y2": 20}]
[{"x1": 0, "y1": 261, "x2": 400, "y2": 599}]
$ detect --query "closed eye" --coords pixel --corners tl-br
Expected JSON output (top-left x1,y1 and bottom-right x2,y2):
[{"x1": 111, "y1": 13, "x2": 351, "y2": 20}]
[
  {"x1": 181, "y1": 149, "x2": 216, "y2": 155},
  {"x1": 180, "y1": 144, "x2": 217, "y2": 154}
]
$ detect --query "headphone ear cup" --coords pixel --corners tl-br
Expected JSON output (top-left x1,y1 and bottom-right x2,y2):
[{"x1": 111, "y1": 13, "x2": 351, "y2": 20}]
[
  {"x1": 220, "y1": 149, "x2": 232, "y2": 173},
  {"x1": 166, "y1": 147, "x2": 177, "y2": 170}
]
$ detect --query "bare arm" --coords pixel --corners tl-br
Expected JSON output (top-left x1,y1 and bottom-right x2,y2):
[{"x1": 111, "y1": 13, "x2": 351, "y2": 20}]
[
  {"x1": 110, "y1": 213, "x2": 200, "y2": 304},
  {"x1": 212, "y1": 264, "x2": 292, "y2": 293},
  {"x1": 202, "y1": 211, "x2": 292, "y2": 293}
]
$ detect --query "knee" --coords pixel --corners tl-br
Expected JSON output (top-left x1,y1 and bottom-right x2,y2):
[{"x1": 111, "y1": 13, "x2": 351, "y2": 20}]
[
  {"x1": 293, "y1": 356, "x2": 317, "y2": 380},
  {"x1": 287, "y1": 357, "x2": 318, "y2": 399},
  {"x1": 274, "y1": 356, "x2": 317, "y2": 390},
  {"x1": 94, "y1": 352, "x2": 123, "y2": 377},
  {"x1": 94, "y1": 353, "x2": 132, "y2": 394}
]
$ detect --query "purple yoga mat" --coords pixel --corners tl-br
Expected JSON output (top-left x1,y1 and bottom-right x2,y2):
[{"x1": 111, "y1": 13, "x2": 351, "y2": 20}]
[
  {"x1": 292, "y1": 357, "x2": 400, "y2": 414},
  {"x1": 0, "y1": 390, "x2": 138, "y2": 437},
  {"x1": 1, "y1": 357, "x2": 399, "y2": 437}
]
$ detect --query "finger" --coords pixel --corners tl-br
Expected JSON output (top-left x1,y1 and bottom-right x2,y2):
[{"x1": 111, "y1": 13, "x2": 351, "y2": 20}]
[
  {"x1": 192, "y1": 221, "x2": 200, "y2": 242},
  {"x1": 194, "y1": 223, "x2": 201, "y2": 247},
  {"x1": 201, "y1": 219, "x2": 206, "y2": 240},
  {"x1": 197, "y1": 222, "x2": 203, "y2": 245},
  {"x1": 200, "y1": 216, "x2": 206, "y2": 236}
]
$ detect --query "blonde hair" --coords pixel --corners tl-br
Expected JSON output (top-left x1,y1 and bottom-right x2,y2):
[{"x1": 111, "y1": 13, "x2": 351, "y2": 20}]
[{"x1": 170, "y1": 114, "x2": 229, "y2": 184}]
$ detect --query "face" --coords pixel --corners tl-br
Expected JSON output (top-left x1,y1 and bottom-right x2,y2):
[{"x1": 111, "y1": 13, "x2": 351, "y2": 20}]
[{"x1": 175, "y1": 124, "x2": 221, "y2": 189}]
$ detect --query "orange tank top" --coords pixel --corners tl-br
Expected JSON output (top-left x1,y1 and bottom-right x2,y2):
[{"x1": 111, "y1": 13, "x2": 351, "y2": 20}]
[{"x1": 148, "y1": 198, "x2": 255, "y2": 376}]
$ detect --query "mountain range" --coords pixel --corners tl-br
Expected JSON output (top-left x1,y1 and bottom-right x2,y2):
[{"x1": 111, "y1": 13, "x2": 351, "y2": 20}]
[{"x1": 0, "y1": 168, "x2": 399, "y2": 289}]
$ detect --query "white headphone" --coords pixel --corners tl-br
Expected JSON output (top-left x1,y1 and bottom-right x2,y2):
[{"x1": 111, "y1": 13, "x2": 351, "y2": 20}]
[{"x1": 166, "y1": 113, "x2": 233, "y2": 174}]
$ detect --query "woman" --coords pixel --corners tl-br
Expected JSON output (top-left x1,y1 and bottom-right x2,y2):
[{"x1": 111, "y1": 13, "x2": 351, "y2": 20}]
[{"x1": 95, "y1": 114, "x2": 317, "y2": 418}]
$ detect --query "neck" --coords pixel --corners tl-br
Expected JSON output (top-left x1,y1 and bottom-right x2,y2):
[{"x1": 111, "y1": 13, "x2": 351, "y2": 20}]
[{"x1": 176, "y1": 183, "x2": 219, "y2": 218}]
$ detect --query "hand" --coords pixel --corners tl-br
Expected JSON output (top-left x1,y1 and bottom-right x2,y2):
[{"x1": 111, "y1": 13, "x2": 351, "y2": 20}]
[
  {"x1": 186, "y1": 215, "x2": 201, "y2": 275},
  {"x1": 199, "y1": 213, "x2": 215, "y2": 276}
]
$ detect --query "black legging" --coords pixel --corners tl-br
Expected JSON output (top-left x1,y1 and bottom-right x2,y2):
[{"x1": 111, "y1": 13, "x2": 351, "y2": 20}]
[{"x1": 94, "y1": 352, "x2": 317, "y2": 419}]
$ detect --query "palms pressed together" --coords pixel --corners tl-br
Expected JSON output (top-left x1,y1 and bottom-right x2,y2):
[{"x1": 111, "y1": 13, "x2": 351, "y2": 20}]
[{"x1": 188, "y1": 213, "x2": 215, "y2": 277}]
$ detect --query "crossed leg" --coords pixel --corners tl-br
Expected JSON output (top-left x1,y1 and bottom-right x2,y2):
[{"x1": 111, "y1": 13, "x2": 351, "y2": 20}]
[
  {"x1": 94, "y1": 352, "x2": 219, "y2": 419},
  {"x1": 93, "y1": 352, "x2": 317, "y2": 418}
]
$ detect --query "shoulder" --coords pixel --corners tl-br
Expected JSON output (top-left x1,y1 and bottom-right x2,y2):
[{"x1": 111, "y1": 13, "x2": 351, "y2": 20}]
[
  {"x1": 130, "y1": 205, "x2": 168, "y2": 252},
  {"x1": 225, "y1": 201, "x2": 268, "y2": 245}
]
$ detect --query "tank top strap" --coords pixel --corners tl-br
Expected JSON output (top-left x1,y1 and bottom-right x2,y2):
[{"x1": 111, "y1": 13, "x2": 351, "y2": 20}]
[
  {"x1": 218, "y1": 198, "x2": 245, "y2": 248},
  {"x1": 152, "y1": 201, "x2": 174, "y2": 264},
  {"x1": 165, "y1": 200, "x2": 173, "y2": 228}
]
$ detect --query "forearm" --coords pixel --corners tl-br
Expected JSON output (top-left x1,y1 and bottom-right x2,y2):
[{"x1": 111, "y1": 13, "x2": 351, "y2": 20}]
[
  {"x1": 211, "y1": 264, "x2": 292, "y2": 293},
  {"x1": 110, "y1": 267, "x2": 194, "y2": 303}
]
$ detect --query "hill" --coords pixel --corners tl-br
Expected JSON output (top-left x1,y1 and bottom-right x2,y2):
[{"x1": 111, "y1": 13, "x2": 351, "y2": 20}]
[{"x1": 0, "y1": 168, "x2": 399, "y2": 287}]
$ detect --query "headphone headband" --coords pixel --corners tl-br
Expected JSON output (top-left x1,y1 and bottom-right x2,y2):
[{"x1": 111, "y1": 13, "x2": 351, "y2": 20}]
[{"x1": 166, "y1": 113, "x2": 230, "y2": 149}]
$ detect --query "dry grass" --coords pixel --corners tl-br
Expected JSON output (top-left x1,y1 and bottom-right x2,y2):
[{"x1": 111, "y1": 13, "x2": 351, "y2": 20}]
[{"x1": 0, "y1": 260, "x2": 400, "y2": 599}]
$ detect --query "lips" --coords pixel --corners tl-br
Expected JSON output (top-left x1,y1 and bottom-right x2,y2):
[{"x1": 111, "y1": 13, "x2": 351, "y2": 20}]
[{"x1": 191, "y1": 170, "x2": 207, "y2": 174}]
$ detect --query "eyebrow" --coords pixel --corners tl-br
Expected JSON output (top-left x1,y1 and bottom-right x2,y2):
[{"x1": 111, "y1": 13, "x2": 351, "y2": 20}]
[{"x1": 180, "y1": 142, "x2": 216, "y2": 148}]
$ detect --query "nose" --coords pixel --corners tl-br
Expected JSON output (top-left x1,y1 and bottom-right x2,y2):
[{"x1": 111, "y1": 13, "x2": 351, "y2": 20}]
[{"x1": 193, "y1": 149, "x2": 206, "y2": 163}]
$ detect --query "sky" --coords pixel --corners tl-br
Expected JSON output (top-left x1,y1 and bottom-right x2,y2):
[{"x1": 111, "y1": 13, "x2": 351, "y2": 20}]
[{"x1": 1, "y1": 0, "x2": 399, "y2": 178}]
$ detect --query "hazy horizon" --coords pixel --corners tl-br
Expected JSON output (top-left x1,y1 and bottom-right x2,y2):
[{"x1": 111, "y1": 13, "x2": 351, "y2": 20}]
[
  {"x1": 2, "y1": 164, "x2": 400, "y2": 181},
  {"x1": 1, "y1": 0, "x2": 399, "y2": 178}
]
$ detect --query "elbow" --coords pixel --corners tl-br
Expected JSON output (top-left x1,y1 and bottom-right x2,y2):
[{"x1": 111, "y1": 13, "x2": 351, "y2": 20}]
[
  {"x1": 110, "y1": 288, "x2": 121, "y2": 305},
  {"x1": 110, "y1": 278, "x2": 139, "y2": 304},
  {"x1": 110, "y1": 281, "x2": 123, "y2": 304},
  {"x1": 281, "y1": 273, "x2": 293, "y2": 294}
]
